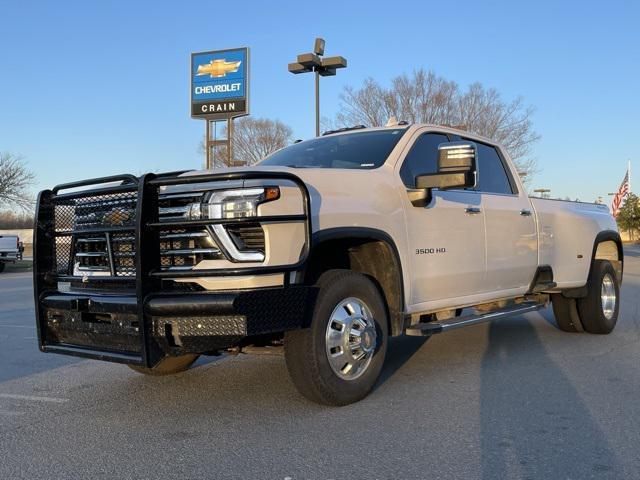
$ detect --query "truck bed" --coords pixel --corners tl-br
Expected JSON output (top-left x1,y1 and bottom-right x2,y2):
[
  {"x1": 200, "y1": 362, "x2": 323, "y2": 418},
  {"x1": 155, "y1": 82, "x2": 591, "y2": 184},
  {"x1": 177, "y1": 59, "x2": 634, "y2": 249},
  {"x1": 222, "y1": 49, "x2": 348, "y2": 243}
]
[{"x1": 530, "y1": 197, "x2": 617, "y2": 288}]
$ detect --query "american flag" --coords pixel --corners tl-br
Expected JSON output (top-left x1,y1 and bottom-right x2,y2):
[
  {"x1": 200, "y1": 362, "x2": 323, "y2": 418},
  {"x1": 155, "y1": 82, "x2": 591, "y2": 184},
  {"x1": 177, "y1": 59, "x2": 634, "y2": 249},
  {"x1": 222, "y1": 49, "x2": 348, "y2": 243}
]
[{"x1": 611, "y1": 169, "x2": 630, "y2": 218}]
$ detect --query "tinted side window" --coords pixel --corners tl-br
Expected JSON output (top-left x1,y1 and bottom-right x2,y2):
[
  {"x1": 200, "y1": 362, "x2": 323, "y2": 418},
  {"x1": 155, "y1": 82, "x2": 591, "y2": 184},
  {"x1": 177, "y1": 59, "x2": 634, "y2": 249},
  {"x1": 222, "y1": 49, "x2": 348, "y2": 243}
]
[
  {"x1": 474, "y1": 142, "x2": 514, "y2": 194},
  {"x1": 399, "y1": 133, "x2": 449, "y2": 187}
]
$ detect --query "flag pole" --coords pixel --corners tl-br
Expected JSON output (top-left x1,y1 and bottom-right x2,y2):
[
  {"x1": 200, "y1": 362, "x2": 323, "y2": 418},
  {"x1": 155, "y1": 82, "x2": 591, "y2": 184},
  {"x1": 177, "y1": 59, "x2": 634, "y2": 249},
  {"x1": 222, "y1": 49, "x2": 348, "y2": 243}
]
[{"x1": 629, "y1": 159, "x2": 632, "y2": 194}]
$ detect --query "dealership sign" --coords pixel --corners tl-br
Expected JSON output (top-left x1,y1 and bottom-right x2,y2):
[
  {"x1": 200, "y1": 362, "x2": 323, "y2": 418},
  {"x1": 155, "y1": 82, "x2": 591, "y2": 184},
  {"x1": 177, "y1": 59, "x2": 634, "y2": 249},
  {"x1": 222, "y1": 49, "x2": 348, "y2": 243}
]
[{"x1": 191, "y1": 47, "x2": 249, "y2": 119}]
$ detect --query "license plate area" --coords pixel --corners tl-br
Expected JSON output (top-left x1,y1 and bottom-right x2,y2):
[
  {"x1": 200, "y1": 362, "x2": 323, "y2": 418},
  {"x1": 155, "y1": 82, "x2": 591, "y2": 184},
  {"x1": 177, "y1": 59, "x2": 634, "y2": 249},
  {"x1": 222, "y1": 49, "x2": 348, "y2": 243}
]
[
  {"x1": 81, "y1": 312, "x2": 113, "y2": 324},
  {"x1": 45, "y1": 307, "x2": 141, "y2": 354}
]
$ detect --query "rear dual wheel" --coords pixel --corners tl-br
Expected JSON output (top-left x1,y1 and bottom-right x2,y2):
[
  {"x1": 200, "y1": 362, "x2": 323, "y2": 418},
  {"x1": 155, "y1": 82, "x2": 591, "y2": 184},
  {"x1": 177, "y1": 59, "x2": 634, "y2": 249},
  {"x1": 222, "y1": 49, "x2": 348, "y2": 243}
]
[{"x1": 552, "y1": 260, "x2": 619, "y2": 334}]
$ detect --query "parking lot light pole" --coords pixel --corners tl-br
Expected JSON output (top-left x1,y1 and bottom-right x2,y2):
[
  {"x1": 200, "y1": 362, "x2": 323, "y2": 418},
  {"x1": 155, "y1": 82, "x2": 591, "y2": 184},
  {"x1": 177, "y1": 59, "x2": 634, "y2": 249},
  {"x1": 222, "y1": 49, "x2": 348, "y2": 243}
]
[
  {"x1": 534, "y1": 188, "x2": 551, "y2": 199},
  {"x1": 315, "y1": 68, "x2": 320, "y2": 137},
  {"x1": 288, "y1": 38, "x2": 347, "y2": 136}
]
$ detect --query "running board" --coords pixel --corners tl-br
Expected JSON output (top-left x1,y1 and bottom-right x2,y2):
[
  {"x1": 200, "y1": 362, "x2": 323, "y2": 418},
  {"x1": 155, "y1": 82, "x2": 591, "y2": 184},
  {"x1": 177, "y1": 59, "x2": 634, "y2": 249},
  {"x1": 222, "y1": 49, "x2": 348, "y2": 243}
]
[{"x1": 405, "y1": 301, "x2": 544, "y2": 336}]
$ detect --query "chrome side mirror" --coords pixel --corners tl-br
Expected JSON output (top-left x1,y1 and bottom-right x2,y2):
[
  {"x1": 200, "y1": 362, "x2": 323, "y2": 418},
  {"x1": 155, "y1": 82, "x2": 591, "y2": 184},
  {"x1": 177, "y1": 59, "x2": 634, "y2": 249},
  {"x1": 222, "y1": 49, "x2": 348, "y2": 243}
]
[{"x1": 415, "y1": 141, "x2": 477, "y2": 190}]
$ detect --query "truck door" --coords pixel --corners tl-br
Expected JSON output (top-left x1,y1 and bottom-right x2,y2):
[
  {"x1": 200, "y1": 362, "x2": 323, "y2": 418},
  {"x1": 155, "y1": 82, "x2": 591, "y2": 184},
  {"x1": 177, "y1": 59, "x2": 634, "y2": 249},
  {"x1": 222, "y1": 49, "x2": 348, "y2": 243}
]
[
  {"x1": 399, "y1": 131, "x2": 488, "y2": 307},
  {"x1": 472, "y1": 142, "x2": 538, "y2": 292}
]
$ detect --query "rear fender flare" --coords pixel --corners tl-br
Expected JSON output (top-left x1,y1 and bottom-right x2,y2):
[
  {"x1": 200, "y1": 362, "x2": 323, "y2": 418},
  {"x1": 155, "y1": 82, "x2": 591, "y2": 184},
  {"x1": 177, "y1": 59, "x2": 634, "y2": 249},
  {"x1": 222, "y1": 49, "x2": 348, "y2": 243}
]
[{"x1": 562, "y1": 230, "x2": 623, "y2": 298}]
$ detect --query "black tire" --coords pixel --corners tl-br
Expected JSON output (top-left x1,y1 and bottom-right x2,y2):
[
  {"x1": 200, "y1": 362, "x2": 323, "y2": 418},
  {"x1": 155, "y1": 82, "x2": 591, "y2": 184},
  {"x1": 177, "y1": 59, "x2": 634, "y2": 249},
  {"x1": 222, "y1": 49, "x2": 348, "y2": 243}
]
[
  {"x1": 0, "y1": 263, "x2": 5, "y2": 273},
  {"x1": 285, "y1": 269, "x2": 388, "y2": 406},
  {"x1": 551, "y1": 294, "x2": 584, "y2": 332},
  {"x1": 128, "y1": 354, "x2": 199, "y2": 376},
  {"x1": 577, "y1": 260, "x2": 620, "y2": 334}
]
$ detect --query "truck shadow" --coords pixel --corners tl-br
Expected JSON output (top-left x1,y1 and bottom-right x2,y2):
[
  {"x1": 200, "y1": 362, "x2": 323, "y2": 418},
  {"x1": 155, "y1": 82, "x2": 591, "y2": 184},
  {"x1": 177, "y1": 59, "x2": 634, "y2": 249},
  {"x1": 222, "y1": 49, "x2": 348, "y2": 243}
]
[
  {"x1": 376, "y1": 335, "x2": 429, "y2": 387},
  {"x1": 480, "y1": 316, "x2": 621, "y2": 479}
]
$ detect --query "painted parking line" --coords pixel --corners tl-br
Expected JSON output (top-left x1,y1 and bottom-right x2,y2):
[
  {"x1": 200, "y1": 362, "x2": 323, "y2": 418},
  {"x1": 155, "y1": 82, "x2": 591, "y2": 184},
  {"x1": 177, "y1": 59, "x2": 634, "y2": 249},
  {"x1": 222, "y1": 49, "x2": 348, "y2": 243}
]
[
  {"x1": 0, "y1": 410, "x2": 25, "y2": 417},
  {"x1": 0, "y1": 325, "x2": 36, "y2": 329},
  {"x1": 0, "y1": 393, "x2": 68, "y2": 404},
  {"x1": 0, "y1": 275, "x2": 32, "y2": 281},
  {"x1": 0, "y1": 409, "x2": 25, "y2": 417}
]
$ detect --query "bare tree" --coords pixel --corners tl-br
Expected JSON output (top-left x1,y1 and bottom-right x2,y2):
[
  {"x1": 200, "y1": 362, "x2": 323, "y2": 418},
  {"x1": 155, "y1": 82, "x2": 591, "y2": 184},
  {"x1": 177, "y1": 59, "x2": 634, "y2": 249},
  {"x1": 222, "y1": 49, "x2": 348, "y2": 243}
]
[
  {"x1": 200, "y1": 117, "x2": 293, "y2": 168},
  {"x1": 0, "y1": 210, "x2": 34, "y2": 228},
  {"x1": 336, "y1": 69, "x2": 540, "y2": 182},
  {"x1": 0, "y1": 152, "x2": 35, "y2": 209}
]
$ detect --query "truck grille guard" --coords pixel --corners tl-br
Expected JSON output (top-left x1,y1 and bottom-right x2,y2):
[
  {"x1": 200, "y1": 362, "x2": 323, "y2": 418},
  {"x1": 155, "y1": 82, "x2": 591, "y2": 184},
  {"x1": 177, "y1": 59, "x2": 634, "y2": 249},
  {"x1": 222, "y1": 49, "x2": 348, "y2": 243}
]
[
  {"x1": 33, "y1": 171, "x2": 312, "y2": 367},
  {"x1": 71, "y1": 190, "x2": 226, "y2": 275}
]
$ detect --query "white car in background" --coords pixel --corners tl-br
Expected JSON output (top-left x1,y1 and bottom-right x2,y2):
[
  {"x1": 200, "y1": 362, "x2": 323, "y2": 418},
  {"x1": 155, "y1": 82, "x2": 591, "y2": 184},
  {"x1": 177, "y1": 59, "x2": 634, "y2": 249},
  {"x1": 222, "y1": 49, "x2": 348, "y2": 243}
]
[{"x1": 0, "y1": 235, "x2": 23, "y2": 273}]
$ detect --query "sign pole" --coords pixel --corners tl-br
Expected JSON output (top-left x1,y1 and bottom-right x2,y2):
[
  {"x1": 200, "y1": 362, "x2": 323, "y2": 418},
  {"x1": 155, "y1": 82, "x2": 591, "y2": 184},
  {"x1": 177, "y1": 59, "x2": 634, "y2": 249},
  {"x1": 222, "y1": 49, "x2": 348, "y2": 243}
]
[
  {"x1": 228, "y1": 117, "x2": 234, "y2": 166},
  {"x1": 205, "y1": 119, "x2": 211, "y2": 169}
]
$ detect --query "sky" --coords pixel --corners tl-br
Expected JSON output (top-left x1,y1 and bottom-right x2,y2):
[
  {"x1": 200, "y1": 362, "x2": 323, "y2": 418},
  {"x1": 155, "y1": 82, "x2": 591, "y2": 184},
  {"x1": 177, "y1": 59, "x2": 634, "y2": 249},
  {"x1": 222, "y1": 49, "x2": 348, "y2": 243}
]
[{"x1": 0, "y1": 0, "x2": 638, "y2": 203}]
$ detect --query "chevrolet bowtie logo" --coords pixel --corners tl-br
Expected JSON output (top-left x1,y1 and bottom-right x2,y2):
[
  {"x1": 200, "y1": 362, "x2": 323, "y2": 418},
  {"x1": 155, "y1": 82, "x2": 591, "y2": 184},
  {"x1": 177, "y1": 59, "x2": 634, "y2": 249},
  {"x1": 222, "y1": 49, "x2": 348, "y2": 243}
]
[
  {"x1": 102, "y1": 207, "x2": 132, "y2": 227},
  {"x1": 196, "y1": 59, "x2": 242, "y2": 78}
]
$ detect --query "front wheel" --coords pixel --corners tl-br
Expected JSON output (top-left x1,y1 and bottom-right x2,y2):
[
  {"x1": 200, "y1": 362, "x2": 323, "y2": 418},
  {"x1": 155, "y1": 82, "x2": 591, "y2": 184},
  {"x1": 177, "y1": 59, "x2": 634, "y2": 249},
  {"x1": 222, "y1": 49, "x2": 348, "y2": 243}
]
[
  {"x1": 285, "y1": 270, "x2": 388, "y2": 406},
  {"x1": 128, "y1": 354, "x2": 199, "y2": 376},
  {"x1": 0, "y1": 262, "x2": 5, "y2": 273}
]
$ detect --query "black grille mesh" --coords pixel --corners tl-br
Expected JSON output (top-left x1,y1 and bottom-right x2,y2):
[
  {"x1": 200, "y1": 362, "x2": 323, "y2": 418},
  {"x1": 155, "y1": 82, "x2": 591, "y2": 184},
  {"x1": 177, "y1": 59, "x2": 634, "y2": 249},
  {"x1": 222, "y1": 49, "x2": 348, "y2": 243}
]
[
  {"x1": 52, "y1": 190, "x2": 138, "y2": 276},
  {"x1": 54, "y1": 192, "x2": 137, "y2": 233},
  {"x1": 54, "y1": 236, "x2": 72, "y2": 274}
]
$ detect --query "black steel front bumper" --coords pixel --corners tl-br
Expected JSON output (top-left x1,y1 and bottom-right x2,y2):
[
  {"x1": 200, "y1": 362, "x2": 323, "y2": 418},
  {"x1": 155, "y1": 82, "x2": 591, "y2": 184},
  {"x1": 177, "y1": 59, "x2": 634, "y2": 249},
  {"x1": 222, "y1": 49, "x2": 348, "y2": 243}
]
[
  {"x1": 33, "y1": 171, "x2": 312, "y2": 368},
  {"x1": 39, "y1": 287, "x2": 317, "y2": 364}
]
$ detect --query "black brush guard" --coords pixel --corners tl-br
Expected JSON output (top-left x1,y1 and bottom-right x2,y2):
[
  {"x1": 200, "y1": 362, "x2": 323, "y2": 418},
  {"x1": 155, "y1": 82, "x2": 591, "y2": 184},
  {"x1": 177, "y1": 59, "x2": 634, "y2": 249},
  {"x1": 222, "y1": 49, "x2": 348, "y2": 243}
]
[{"x1": 33, "y1": 171, "x2": 313, "y2": 367}]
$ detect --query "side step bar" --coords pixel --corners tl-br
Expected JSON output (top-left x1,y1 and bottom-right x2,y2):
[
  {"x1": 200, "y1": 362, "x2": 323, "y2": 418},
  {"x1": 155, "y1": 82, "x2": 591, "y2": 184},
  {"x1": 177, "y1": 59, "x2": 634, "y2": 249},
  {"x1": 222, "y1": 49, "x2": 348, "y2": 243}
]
[
  {"x1": 530, "y1": 281, "x2": 557, "y2": 293},
  {"x1": 405, "y1": 301, "x2": 544, "y2": 336}
]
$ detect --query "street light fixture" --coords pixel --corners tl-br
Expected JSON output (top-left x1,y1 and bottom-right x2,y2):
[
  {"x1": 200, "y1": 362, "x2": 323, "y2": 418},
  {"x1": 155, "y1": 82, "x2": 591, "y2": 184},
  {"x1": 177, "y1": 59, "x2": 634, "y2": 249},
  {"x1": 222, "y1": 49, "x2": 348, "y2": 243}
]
[
  {"x1": 533, "y1": 188, "x2": 551, "y2": 199},
  {"x1": 288, "y1": 38, "x2": 347, "y2": 136}
]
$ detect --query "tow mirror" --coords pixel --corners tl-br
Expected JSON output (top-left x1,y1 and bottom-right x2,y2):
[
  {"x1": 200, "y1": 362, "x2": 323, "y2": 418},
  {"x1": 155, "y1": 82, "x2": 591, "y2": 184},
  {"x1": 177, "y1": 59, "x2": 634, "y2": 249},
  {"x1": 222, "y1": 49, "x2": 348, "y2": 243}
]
[{"x1": 415, "y1": 141, "x2": 477, "y2": 190}]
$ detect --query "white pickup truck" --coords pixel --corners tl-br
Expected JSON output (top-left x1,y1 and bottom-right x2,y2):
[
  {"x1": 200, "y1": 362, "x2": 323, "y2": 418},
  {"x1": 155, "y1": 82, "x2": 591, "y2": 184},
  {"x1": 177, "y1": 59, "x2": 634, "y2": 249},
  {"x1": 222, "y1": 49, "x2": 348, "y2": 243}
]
[
  {"x1": 33, "y1": 124, "x2": 622, "y2": 405},
  {"x1": 0, "y1": 235, "x2": 24, "y2": 273}
]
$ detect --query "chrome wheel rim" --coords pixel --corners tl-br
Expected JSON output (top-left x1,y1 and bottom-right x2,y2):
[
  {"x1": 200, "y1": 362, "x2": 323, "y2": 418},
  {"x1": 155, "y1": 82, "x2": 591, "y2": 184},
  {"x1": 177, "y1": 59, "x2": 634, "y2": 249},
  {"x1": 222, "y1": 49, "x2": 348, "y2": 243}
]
[
  {"x1": 325, "y1": 297, "x2": 377, "y2": 380},
  {"x1": 601, "y1": 273, "x2": 616, "y2": 320}
]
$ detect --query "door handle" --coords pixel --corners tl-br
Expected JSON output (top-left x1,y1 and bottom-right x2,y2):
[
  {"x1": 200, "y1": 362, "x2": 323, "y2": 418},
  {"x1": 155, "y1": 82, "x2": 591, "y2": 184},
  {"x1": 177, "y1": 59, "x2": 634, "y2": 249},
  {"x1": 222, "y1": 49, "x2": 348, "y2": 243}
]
[
  {"x1": 465, "y1": 207, "x2": 482, "y2": 215},
  {"x1": 520, "y1": 209, "x2": 533, "y2": 216}
]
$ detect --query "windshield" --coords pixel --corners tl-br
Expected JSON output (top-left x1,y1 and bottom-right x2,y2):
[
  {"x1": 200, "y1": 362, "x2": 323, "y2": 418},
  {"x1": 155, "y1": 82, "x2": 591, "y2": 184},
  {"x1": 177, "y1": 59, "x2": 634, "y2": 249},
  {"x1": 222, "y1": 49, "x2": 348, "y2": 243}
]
[{"x1": 259, "y1": 128, "x2": 407, "y2": 169}]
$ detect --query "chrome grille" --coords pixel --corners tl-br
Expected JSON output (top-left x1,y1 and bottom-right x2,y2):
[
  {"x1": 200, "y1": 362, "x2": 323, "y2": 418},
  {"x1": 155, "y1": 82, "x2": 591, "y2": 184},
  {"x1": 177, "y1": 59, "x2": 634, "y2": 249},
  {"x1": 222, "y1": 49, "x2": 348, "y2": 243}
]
[
  {"x1": 156, "y1": 192, "x2": 223, "y2": 270},
  {"x1": 158, "y1": 228, "x2": 222, "y2": 270},
  {"x1": 75, "y1": 237, "x2": 111, "y2": 272}
]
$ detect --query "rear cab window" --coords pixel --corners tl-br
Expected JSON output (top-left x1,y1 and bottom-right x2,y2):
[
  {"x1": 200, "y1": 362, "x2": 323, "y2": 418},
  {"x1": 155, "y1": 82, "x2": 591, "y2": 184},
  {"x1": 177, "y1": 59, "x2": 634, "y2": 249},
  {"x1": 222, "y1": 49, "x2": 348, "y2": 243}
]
[{"x1": 399, "y1": 129, "x2": 517, "y2": 195}]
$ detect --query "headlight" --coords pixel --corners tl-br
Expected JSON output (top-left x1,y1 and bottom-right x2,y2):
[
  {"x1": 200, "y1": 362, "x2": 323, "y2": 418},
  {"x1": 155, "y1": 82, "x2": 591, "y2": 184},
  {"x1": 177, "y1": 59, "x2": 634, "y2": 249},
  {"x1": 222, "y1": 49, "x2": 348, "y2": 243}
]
[{"x1": 187, "y1": 187, "x2": 280, "y2": 220}]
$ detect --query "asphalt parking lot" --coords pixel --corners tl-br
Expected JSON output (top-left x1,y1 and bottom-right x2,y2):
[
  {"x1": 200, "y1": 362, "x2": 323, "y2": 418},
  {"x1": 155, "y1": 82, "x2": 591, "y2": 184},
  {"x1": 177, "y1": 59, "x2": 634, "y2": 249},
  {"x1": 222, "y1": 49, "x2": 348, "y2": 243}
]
[{"x1": 1, "y1": 249, "x2": 640, "y2": 479}]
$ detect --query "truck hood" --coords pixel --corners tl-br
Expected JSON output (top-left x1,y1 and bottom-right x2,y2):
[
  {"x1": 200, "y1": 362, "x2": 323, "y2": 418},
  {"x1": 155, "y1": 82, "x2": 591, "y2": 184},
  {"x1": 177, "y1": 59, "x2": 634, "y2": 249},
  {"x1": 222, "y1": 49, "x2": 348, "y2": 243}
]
[
  {"x1": 179, "y1": 164, "x2": 319, "y2": 178},
  {"x1": 174, "y1": 164, "x2": 399, "y2": 223},
  {"x1": 177, "y1": 164, "x2": 386, "y2": 186}
]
